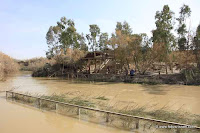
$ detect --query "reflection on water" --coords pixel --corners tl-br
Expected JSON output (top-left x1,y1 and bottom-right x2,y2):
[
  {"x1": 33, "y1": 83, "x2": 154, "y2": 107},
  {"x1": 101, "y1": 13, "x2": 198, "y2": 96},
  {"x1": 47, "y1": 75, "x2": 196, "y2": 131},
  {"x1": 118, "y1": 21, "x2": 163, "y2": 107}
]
[
  {"x1": 141, "y1": 84, "x2": 170, "y2": 95},
  {"x1": 1, "y1": 71, "x2": 200, "y2": 115}
]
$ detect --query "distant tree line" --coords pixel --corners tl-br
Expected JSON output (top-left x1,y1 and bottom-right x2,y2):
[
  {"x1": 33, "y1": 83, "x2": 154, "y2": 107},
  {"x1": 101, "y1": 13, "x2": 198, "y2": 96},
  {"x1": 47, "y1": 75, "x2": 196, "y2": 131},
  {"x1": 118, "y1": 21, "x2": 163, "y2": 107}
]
[{"x1": 46, "y1": 4, "x2": 200, "y2": 75}]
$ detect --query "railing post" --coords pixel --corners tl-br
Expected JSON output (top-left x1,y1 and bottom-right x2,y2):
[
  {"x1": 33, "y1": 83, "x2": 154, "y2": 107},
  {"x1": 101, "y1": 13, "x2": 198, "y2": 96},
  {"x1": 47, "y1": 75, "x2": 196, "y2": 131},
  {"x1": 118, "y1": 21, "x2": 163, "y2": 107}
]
[
  {"x1": 136, "y1": 119, "x2": 139, "y2": 129},
  {"x1": 106, "y1": 112, "x2": 109, "y2": 122}
]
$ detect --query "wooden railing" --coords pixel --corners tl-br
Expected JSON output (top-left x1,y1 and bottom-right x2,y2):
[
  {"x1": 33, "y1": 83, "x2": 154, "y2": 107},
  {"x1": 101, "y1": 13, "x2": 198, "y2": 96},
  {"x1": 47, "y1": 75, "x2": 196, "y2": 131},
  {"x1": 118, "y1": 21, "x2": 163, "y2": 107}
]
[{"x1": 6, "y1": 91, "x2": 200, "y2": 133}]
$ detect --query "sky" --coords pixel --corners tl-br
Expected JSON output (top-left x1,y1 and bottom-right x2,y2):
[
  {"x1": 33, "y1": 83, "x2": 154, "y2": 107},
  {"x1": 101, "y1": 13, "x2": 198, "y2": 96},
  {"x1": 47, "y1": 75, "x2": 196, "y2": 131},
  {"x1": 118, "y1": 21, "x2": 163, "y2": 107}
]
[{"x1": 0, "y1": 0, "x2": 200, "y2": 60}]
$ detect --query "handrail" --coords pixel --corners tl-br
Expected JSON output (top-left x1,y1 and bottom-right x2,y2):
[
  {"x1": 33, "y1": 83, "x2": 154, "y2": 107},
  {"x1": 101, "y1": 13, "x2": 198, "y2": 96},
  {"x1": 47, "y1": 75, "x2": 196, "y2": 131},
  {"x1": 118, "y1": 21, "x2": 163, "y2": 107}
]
[{"x1": 6, "y1": 91, "x2": 200, "y2": 130}]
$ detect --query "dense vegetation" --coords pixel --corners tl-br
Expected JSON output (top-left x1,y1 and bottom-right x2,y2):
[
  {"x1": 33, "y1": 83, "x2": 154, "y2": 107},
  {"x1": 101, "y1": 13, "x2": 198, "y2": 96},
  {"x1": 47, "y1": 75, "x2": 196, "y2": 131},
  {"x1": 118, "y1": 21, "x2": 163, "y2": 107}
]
[
  {"x1": 0, "y1": 52, "x2": 19, "y2": 81},
  {"x1": 20, "y1": 57, "x2": 56, "y2": 71},
  {"x1": 32, "y1": 4, "x2": 200, "y2": 84}
]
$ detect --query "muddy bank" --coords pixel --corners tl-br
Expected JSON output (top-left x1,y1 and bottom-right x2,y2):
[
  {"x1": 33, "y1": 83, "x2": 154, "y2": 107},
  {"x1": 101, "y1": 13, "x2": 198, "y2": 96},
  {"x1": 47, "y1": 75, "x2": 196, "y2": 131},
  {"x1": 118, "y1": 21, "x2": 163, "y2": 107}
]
[
  {"x1": 32, "y1": 70, "x2": 187, "y2": 85},
  {"x1": 30, "y1": 62, "x2": 200, "y2": 85}
]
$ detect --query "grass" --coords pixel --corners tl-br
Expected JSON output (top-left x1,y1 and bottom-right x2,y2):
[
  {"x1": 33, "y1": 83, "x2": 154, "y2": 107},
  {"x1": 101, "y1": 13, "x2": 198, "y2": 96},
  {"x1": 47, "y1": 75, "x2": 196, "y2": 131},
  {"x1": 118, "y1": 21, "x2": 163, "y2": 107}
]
[
  {"x1": 67, "y1": 97, "x2": 95, "y2": 107},
  {"x1": 11, "y1": 92, "x2": 200, "y2": 132},
  {"x1": 95, "y1": 96, "x2": 109, "y2": 100},
  {"x1": 39, "y1": 93, "x2": 200, "y2": 129},
  {"x1": 41, "y1": 93, "x2": 66, "y2": 102},
  {"x1": 117, "y1": 107, "x2": 200, "y2": 128},
  {"x1": 41, "y1": 94, "x2": 95, "y2": 108}
]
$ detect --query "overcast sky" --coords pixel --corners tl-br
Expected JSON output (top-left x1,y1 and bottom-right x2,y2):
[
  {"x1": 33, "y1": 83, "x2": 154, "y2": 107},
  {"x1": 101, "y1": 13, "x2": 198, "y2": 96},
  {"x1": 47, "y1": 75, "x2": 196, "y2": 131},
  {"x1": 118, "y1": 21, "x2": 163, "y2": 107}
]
[{"x1": 0, "y1": 0, "x2": 200, "y2": 59}]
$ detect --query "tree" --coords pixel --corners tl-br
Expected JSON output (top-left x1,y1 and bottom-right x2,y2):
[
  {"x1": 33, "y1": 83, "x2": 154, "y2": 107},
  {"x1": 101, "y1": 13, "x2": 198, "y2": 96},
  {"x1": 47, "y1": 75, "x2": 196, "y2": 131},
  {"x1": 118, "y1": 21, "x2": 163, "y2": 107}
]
[
  {"x1": 99, "y1": 32, "x2": 109, "y2": 51},
  {"x1": 109, "y1": 22, "x2": 132, "y2": 73},
  {"x1": 152, "y1": 5, "x2": 175, "y2": 74},
  {"x1": 46, "y1": 17, "x2": 86, "y2": 59},
  {"x1": 46, "y1": 17, "x2": 87, "y2": 73},
  {"x1": 86, "y1": 24, "x2": 100, "y2": 52},
  {"x1": 128, "y1": 34, "x2": 155, "y2": 74},
  {"x1": 78, "y1": 33, "x2": 88, "y2": 52},
  {"x1": 177, "y1": 4, "x2": 191, "y2": 51},
  {"x1": 193, "y1": 24, "x2": 200, "y2": 69},
  {"x1": 115, "y1": 21, "x2": 132, "y2": 35},
  {"x1": 46, "y1": 26, "x2": 59, "y2": 59},
  {"x1": 86, "y1": 24, "x2": 101, "y2": 73}
]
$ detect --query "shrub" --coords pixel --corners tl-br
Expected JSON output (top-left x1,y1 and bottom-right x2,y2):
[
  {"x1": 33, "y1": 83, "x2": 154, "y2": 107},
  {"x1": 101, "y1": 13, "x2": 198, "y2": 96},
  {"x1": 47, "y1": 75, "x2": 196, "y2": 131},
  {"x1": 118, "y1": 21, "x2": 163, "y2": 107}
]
[
  {"x1": 0, "y1": 52, "x2": 19, "y2": 81},
  {"x1": 181, "y1": 67, "x2": 200, "y2": 85},
  {"x1": 20, "y1": 57, "x2": 55, "y2": 71}
]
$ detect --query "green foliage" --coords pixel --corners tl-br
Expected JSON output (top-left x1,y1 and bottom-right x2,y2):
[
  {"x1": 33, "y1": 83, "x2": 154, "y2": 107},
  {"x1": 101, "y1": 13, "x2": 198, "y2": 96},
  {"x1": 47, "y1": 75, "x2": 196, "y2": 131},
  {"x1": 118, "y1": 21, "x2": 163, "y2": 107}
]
[
  {"x1": 152, "y1": 5, "x2": 175, "y2": 54},
  {"x1": 181, "y1": 67, "x2": 200, "y2": 85},
  {"x1": 67, "y1": 97, "x2": 95, "y2": 107},
  {"x1": 41, "y1": 94, "x2": 95, "y2": 108},
  {"x1": 99, "y1": 32, "x2": 109, "y2": 51},
  {"x1": 96, "y1": 96, "x2": 109, "y2": 100},
  {"x1": 86, "y1": 24, "x2": 101, "y2": 51},
  {"x1": 41, "y1": 94, "x2": 66, "y2": 102},
  {"x1": 46, "y1": 17, "x2": 88, "y2": 61},
  {"x1": 131, "y1": 34, "x2": 154, "y2": 74},
  {"x1": 193, "y1": 24, "x2": 200, "y2": 69},
  {"x1": 115, "y1": 21, "x2": 132, "y2": 35},
  {"x1": 177, "y1": 4, "x2": 191, "y2": 50}
]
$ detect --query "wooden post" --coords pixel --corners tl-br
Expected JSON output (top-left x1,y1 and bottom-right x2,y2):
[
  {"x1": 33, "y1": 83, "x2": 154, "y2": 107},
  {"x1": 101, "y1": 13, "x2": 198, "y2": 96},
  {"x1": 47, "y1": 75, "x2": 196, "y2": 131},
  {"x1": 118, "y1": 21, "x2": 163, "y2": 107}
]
[
  {"x1": 6, "y1": 92, "x2": 7, "y2": 99},
  {"x1": 136, "y1": 119, "x2": 139, "y2": 129},
  {"x1": 89, "y1": 63, "x2": 91, "y2": 74},
  {"x1": 12, "y1": 92, "x2": 14, "y2": 101},
  {"x1": 106, "y1": 112, "x2": 109, "y2": 122},
  {"x1": 95, "y1": 59, "x2": 97, "y2": 73},
  {"x1": 55, "y1": 103, "x2": 57, "y2": 110},
  {"x1": 176, "y1": 128, "x2": 181, "y2": 133},
  {"x1": 77, "y1": 107, "x2": 80, "y2": 115},
  {"x1": 38, "y1": 98, "x2": 41, "y2": 108}
]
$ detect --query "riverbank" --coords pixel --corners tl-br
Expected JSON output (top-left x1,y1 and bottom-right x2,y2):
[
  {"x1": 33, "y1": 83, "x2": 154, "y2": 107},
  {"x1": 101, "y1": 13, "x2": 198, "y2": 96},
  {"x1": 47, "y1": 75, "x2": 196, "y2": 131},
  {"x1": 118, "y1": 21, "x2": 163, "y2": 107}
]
[
  {"x1": 32, "y1": 70, "x2": 189, "y2": 85},
  {"x1": 30, "y1": 63, "x2": 200, "y2": 85}
]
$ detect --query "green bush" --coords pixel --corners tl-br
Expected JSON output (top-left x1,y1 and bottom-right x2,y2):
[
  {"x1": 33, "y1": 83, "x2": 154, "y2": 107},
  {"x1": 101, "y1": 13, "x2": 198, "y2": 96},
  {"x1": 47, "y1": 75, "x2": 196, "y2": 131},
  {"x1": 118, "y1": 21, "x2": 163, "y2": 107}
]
[{"x1": 181, "y1": 68, "x2": 200, "y2": 85}]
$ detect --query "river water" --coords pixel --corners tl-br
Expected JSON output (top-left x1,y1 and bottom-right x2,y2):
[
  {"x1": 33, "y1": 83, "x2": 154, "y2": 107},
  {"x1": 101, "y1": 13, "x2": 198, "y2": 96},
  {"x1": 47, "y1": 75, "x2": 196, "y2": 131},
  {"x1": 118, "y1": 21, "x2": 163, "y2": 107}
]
[{"x1": 0, "y1": 71, "x2": 200, "y2": 133}]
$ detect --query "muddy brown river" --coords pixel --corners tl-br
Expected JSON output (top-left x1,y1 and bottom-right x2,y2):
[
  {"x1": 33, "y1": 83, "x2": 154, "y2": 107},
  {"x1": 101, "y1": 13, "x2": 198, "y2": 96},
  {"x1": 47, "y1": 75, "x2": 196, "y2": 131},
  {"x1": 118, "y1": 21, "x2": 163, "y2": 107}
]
[{"x1": 0, "y1": 71, "x2": 200, "y2": 133}]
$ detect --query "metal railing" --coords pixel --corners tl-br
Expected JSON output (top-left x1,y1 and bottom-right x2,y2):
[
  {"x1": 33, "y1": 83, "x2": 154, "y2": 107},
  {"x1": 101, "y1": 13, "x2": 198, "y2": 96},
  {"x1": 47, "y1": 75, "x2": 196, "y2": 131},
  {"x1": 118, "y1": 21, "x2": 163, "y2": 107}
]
[{"x1": 6, "y1": 91, "x2": 200, "y2": 133}]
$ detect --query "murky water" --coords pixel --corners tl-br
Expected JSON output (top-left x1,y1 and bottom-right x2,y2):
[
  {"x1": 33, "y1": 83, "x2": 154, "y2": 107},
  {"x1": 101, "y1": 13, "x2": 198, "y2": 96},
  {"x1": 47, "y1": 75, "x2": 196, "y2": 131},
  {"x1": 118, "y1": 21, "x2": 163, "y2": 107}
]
[
  {"x1": 0, "y1": 93, "x2": 129, "y2": 133},
  {"x1": 1, "y1": 71, "x2": 200, "y2": 114},
  {"x1": 0, "y1": 71, "x2": 200, "y2": 133}
]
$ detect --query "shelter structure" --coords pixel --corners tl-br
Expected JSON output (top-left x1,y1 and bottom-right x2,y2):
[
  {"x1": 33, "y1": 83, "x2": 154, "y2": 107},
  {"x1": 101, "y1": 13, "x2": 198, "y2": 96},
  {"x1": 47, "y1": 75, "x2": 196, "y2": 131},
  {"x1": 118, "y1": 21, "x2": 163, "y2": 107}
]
[{"x1": 81, "y1": 49, "x2": 114, "y2": 74}]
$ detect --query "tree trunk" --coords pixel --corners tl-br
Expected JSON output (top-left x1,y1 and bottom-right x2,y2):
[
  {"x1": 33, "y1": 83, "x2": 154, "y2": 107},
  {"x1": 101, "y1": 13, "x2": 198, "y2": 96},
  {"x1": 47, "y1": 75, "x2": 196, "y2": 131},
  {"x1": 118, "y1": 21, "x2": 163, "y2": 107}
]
[
  {"x1": 95, "y1": 59, "x2": 97, "y2": 73},
  {"x1": 62, "y1": 63, "x2": 64, "y2": 75},
  {"x1": 134, "y1": 57, "x2": 140, "y2": 74},
  {"x1": 126, "y1": 58, "x2": 130, "y2": 69},
  {"x1": 165, "y1": 65, "x2": 168, "y2": 75}
]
